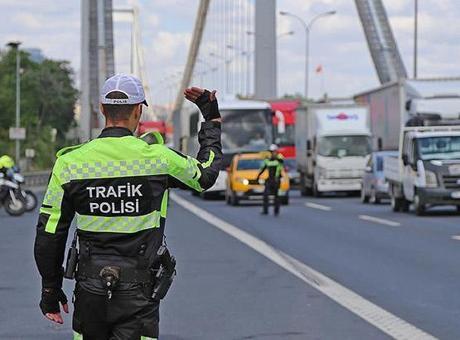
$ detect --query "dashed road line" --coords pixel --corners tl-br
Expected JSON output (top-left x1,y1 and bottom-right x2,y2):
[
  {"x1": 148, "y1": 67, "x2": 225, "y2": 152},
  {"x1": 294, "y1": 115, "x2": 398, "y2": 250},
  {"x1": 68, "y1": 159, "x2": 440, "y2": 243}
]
[
  {"x1": 359, "y1": 215, "x2": 401, "y2": 227},
  {"x1": 305, "y1": 202, "x2": 332, "y2": 211},
  {"x1": 451, "y1": 235, "x2": 460, "y2": 241},
  {"x1": 171, "y1": 192, "x2": 436, "y2": 340}
]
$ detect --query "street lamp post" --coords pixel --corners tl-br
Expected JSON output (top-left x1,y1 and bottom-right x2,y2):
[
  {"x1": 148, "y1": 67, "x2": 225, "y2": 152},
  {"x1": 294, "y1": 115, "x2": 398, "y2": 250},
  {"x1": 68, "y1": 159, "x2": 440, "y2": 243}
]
[
  {"x1": 279, "y1": 10, "x2": 335, "y2": 100},
  {"x1": 7, "y1": 41, "x2": 21, "y2": 162}
]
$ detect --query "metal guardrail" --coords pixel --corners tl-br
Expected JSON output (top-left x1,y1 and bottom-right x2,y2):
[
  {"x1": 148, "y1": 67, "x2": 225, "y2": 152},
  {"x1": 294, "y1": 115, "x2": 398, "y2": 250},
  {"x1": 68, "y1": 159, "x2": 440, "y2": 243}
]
[{"x1": 24, "y1": 170, "x2": 50, "y2": 188}]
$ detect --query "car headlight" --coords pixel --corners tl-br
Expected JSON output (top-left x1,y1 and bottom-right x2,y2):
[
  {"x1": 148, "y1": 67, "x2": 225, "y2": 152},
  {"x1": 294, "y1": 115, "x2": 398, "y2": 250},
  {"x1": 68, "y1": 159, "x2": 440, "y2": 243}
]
[
  {"x1": 425, "y1": 170, "x2": 438, "y2": 188},
  {"x1": 236, "y1": 177, "x2": 249, "y2": 185},
  {"x1": 317, "y1": 167, "x2": 327, "y2": 179},
  {"x1": 258, "y1": 178, "x2": 265, "y2": 185}
]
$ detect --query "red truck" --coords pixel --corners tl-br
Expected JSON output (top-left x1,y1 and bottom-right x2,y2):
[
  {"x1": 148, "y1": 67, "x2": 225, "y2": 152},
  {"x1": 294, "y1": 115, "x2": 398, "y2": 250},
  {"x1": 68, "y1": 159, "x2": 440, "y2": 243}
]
[{"x1": 269, "y1": 100, "x2": 299, "y2": 185}]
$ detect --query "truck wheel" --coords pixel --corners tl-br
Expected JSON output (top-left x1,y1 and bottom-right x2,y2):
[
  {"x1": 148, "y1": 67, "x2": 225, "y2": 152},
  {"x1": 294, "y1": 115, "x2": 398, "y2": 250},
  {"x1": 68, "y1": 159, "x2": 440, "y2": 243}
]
[
  {"x1": 300, "y1": 174, "x2": 311, "y2": 196},
  {"x1": 391, "y1": 195, "x2": 400, "y2": 212},
  {"x1": 361, "y1": 187, "x2": 369, "y2": 203},
  {"x1": 401, "y1": 199, "x2": 410, "y2": 212},
  {"x1": 312, "y1": 180, "x2": 322, "y2": 198},
  {"x1": 413, "y1": 194, "x2": 426, "y2": 216}
]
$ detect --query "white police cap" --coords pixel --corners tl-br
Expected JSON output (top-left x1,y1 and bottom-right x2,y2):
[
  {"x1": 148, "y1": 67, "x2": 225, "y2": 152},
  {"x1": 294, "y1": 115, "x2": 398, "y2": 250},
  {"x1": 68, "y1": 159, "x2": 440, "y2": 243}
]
[{"x1": 100, "y1": 74, "x2": 148, "y2": 106}]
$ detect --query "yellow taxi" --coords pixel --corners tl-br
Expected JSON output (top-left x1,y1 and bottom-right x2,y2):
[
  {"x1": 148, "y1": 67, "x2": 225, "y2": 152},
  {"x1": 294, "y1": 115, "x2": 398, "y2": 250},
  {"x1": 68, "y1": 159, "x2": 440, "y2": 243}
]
[{"x1": 226, "y1": 152, "x2": 290, "y2": 205}]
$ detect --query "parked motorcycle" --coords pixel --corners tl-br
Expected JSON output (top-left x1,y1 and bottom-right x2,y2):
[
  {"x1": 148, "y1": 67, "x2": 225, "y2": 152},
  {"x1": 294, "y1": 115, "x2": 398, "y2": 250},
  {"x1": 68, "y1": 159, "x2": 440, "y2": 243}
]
[
  {"x1": 0, "y1": 174, "x2": 26, "y2": 216},
  {"x1": 10, "y1": 169, "x2": 38, "y2": 212}
]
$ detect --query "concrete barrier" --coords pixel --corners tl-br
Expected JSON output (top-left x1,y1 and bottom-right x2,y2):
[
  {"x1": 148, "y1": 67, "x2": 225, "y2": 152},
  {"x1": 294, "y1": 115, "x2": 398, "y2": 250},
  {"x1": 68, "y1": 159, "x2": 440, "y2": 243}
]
[{"x1": 23, "y1": 170, "x2": 50, "y2": 188}]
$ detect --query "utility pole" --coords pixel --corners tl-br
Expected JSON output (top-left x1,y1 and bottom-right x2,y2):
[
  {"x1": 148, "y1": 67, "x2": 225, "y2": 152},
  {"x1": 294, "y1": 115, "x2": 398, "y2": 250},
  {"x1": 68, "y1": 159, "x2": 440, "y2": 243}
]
[
  {"x1": 7, "y1": 41, "x2": 21, "y2": 162},
  {"x1": 413, "y1": 0, "x2": 418, "y2": 79}
]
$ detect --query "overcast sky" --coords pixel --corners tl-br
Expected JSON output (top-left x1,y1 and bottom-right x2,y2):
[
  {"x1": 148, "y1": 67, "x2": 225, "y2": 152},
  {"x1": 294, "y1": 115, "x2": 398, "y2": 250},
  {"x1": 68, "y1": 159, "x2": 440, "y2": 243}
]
[{"x1": 0, "y1": 0, "x2": 458, "y2": 105}]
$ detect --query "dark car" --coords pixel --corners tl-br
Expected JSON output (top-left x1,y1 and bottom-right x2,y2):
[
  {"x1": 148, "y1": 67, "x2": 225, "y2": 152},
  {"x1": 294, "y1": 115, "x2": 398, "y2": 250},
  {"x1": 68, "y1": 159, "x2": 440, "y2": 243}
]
[{"x1": 361, "y1": 150, "x2": 398, "y2": 204}]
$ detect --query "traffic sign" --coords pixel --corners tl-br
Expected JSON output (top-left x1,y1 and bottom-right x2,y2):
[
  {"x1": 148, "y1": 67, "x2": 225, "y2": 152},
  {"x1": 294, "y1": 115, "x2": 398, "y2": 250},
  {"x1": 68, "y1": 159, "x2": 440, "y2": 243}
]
[
  {"x1": 25, "y1": 148, "x2": 36, "y2": 158},
  {"x1": 9, "y1": 127, "x2": 26, "y2": 140}
]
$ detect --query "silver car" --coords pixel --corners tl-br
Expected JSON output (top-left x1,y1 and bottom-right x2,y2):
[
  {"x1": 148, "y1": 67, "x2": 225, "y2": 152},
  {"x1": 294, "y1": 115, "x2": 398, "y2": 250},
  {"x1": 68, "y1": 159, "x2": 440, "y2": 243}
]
[{"x1": 361, "y1": 151, "x2": 398, "y2": 204}]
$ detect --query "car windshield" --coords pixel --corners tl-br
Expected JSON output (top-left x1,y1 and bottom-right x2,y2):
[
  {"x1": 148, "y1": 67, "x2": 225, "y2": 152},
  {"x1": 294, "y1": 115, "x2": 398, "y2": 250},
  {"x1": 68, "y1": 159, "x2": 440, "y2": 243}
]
[
  {"x1": 237, "y1": 159, "x2": 264, "y2": 170},
  {"x1": 318, "y1": 136, "x2": 372, "y2": 157},
  {"x1": 221, "y1": 109, "x2": 272, "y2": 153},
  {"x1": 376, "y1": 156, "x2": 384, "y2": 171},
  {"x1": 274, "y1": 124, "x2": 295, "y2": 146},
  {"x1": 417, "y1": 136, "x2": 460, "y2": 160}
]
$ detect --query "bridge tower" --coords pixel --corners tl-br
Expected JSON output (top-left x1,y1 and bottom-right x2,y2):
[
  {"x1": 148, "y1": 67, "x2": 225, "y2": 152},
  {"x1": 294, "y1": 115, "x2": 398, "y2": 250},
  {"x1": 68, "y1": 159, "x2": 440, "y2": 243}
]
[
  {"x1": 80, "y1": 0, "x2": 115, "y2": 141},
  {"x1": 355, "y1": 0, "x2": 407, "y2": 84},
  {"x1": 254, "y1": 0, "x2": 277, "y2": 99}
]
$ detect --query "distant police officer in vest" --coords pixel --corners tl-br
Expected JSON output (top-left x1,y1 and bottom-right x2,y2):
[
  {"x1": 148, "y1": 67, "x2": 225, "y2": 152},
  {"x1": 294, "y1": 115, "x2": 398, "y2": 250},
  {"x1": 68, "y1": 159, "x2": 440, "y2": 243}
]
[
  {"x1": 256, "y1": 144, "x2": 284, "y2": 216},
  {"x1": 34, "y1": 74, "x2": 222, "y2": 339}
]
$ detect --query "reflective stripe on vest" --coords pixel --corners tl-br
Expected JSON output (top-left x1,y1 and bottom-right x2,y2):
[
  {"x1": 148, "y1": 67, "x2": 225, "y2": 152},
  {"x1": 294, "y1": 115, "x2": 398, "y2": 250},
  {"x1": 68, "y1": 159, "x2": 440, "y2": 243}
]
[{"x1": 76, "y1": 210, "x2": 161, "y2": 233}]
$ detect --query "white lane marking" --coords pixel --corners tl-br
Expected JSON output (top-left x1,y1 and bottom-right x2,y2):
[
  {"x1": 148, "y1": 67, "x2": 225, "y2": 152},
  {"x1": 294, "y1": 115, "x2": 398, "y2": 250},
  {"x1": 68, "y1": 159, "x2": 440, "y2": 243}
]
[
  {"x1": 305, "y1": 202, "x2": 332, "y2": 211},
  {"x1": 451, "y1": 235, "x2": 460, "y2": 241},
  {"x1": 171, "y1": 192, "x2": 436, "y2": 340},
  {"x1": 359, "y1": 215, "x2": 401, "y2": 227}
]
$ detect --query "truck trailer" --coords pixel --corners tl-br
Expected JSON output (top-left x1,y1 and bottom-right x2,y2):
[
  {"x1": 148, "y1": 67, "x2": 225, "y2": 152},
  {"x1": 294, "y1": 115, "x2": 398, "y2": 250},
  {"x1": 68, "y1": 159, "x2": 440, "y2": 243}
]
[{"x1": 296, "y1": 103, "x2": 371, "y2": 196}]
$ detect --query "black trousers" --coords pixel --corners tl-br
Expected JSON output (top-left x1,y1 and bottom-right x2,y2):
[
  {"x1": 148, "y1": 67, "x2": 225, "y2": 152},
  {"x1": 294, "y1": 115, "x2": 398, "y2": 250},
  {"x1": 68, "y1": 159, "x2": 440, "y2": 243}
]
[
  {"x1": 73, "y1": 282, "x2": 159, "y2": 340},
  {"x1": 262, "y1": 181, "x2": 280, "y2": 215}
]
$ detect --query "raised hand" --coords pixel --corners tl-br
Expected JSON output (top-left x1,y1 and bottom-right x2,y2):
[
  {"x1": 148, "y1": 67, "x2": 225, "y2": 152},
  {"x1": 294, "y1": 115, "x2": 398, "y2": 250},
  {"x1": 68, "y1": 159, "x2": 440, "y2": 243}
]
[{"x1": 184, "y1": 87, "x2": 220, "y2": 121}]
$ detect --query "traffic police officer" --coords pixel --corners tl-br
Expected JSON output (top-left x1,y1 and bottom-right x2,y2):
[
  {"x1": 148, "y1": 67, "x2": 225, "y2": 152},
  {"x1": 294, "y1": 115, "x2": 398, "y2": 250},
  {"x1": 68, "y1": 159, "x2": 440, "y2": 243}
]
[
  {"x1": 34, "y1": 74, "x2": 222, "y2": 339},
  {"x1": 256, "y1": 144, "x2": 284, "y2": 216}
]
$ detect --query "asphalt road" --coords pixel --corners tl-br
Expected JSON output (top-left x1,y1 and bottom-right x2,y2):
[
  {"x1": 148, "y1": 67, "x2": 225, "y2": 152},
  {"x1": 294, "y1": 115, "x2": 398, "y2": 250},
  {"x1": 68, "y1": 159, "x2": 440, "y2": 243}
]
[{"x1": 1, "y1": 189, "x2": 460, "y2": 339}]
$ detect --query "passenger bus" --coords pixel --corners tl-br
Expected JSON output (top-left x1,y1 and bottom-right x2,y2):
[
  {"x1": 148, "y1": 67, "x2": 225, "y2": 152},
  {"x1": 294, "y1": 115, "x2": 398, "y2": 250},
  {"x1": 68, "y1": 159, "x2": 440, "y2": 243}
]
[{"x1": 183, "y1": 97, "x2": 273, "y2": 197}]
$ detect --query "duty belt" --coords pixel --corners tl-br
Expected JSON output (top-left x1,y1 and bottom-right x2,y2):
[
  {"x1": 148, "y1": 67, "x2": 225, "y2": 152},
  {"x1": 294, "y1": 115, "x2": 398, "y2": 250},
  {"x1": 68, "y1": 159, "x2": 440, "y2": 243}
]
[{"x1": 77, "y1": 262, "x2": 153, "y2": 284}]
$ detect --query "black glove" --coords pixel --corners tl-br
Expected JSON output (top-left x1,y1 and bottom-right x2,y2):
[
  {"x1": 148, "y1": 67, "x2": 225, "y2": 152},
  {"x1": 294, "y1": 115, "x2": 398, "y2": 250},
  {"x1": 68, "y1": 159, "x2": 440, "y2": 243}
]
[
  {"x1": 195, "y1": 90, "x2": 220, "y2": 121},
  {"x1": 39, "y1": 288, "x2": 68, "y2": 315}
]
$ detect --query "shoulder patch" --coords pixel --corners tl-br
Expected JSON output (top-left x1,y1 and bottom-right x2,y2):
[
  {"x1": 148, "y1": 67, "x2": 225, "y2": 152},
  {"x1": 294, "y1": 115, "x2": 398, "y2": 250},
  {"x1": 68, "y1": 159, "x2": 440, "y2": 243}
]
[{"x1": 56, "y1": 143, "x2": 86, "y2": 158}]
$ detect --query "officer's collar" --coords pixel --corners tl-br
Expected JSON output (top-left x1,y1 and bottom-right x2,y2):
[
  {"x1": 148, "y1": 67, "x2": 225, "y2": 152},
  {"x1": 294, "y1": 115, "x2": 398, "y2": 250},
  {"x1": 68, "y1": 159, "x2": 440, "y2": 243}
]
[{"x1": 98, "y1": 126, "x2": 133, "y2": 138}]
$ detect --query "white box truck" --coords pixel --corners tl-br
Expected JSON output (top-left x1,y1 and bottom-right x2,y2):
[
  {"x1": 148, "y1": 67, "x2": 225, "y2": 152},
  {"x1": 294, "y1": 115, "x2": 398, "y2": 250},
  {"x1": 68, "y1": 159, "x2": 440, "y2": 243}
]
[
  {"x1": 296, "y1": 103, "x2": 372, "y2": 196},
  {"x1": 356, "y1": 78, "x2": 460, "y2": 215}
]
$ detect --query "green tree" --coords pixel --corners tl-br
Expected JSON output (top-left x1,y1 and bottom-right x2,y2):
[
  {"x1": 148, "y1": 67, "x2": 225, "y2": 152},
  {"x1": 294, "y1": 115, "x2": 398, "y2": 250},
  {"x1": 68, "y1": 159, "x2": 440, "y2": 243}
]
[{"x1": 0, "y1": 49, "x2": 78, "y2": 169}]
